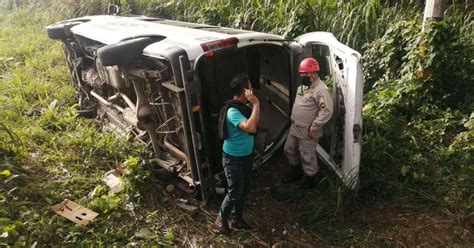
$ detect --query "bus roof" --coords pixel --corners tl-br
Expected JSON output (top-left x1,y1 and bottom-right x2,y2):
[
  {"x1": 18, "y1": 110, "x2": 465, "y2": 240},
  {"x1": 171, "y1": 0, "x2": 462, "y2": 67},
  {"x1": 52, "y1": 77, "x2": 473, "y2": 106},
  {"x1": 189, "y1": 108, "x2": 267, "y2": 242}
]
[{"x1": 70, "y1": 15, "x2": 285, "y2": 60}]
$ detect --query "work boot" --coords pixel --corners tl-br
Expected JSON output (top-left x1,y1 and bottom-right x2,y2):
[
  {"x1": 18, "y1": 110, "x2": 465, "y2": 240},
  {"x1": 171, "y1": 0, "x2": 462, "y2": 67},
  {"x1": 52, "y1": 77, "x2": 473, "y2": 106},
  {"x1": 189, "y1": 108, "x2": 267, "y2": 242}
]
[
  {"x1": 230, "y1": 217, "x2": 252, "y2": 230},
  {"x1": 299, "y1": 175, "x2": 315, "y2": 189},
  {"x1": 282, "y1": 165, "x2": 303, "y2": 184},
  {"x1": 215, "y1": 216, "x2": 231, "y2": 235}
]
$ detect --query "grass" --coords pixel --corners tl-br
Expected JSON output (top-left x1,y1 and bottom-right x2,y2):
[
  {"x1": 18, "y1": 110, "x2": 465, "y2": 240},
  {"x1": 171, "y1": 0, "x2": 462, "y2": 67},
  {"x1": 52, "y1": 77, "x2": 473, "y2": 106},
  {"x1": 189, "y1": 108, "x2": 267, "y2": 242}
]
[
  {"x1": 0, "y1": 8, "x2": 270, "y2": 246},
  {"x1": 3, "y1": 0, "x2": 420, "y2": 51},
  {"x1": 0, "y1": 2, "x2": 473, "y2": 247},
  {"x1": 147, "y1": 0, "x2": 419, "y2": 51},
  {"x1": 0, "y1": 8, "x2": 163, "y2": 246}
]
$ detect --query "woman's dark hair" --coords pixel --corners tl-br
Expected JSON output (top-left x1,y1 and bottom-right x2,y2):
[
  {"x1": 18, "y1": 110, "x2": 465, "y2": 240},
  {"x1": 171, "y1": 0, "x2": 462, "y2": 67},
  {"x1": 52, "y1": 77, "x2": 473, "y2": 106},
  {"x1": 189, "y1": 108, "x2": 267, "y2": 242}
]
[{"x1": 230, "y1": 73, "x2": 249, "y2": 96}]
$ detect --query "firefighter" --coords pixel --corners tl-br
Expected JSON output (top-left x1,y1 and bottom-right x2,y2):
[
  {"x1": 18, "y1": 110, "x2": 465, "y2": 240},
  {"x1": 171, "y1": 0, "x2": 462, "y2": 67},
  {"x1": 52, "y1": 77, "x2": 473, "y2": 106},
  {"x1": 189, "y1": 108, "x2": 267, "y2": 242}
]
[{"x1": 283, "y1": 58, "x2": 333, "y2": 189}]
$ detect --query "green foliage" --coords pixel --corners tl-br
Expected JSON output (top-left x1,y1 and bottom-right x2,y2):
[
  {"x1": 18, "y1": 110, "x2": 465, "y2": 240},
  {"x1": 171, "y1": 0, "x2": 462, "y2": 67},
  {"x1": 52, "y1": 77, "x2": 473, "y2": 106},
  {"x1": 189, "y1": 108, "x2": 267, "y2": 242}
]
[
  {"x1": 2, "y1": 0, "x2": 417, "y2": 51},
  {"x1": 96, "y1": 194, "x2": 121, "y2": 214},
  {"x1": 361, "y1": 7, "x2": 473, "y2": 216},
  {"x1": 0, "y1": 1, "x2": 472, "y2": 246},
  {"x1": 0, "y1": 8, "x2": 172, "y2": 246},
  {"x1": 151, "y1": 0, "x2": 415, "y2": 51}
]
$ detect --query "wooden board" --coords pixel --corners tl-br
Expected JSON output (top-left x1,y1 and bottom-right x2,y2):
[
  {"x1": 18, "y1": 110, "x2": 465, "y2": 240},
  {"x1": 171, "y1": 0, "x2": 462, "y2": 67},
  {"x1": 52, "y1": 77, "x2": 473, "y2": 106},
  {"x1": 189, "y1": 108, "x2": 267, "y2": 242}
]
[{"x1": 51, "y1": 199, "x2": 98, "y2": 226}]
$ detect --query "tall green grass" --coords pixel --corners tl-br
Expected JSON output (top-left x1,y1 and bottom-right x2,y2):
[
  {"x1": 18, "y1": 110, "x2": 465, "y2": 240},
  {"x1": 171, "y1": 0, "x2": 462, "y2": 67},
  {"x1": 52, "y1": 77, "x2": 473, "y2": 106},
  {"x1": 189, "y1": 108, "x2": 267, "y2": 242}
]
[
  {"x1": 0, "y1": 9, "x2": 162, "y2": 246},
  {"x1": 3, "y1": 1, "x2": 470, "y2": 52},
  {"x1": 1, "y1": 1, "x2": 472, "y2": 246},
  {"x1": 147, "y1": 0, "x2": 417, "y2": 51},
  {"x1": 1, "y1": 0, "x2": 424, "y2": 51}
]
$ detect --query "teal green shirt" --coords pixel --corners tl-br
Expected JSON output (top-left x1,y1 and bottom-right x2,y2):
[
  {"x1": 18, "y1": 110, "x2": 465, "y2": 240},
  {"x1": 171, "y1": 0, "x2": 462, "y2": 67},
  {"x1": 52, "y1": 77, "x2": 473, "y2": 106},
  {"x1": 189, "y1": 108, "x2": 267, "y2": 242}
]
[{"x1": 223, "y1": 107, "x2": 254, "y2": 156}]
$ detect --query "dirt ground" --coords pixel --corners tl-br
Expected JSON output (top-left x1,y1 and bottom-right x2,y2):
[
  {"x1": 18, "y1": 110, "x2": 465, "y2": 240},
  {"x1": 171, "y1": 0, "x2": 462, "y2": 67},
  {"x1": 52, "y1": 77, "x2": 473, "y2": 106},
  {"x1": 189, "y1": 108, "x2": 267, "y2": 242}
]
[{"x1": 148, "y1": 152, "x2": 472, "y2": 247}]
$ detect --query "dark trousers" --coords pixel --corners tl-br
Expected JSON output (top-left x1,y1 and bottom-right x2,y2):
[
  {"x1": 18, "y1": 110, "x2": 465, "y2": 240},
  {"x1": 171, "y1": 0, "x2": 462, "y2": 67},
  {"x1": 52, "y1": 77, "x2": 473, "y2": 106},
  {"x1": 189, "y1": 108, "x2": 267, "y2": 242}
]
[{"x1": 219, "y1": 152, "x2": 253, "y2": 222}]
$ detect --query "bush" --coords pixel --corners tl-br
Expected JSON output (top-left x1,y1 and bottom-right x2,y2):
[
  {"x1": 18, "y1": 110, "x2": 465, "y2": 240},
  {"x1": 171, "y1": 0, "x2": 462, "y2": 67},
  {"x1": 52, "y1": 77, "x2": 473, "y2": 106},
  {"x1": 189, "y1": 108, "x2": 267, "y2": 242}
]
[{"x1": 360, "y1": 8, "x2": 473, "y2": 213}]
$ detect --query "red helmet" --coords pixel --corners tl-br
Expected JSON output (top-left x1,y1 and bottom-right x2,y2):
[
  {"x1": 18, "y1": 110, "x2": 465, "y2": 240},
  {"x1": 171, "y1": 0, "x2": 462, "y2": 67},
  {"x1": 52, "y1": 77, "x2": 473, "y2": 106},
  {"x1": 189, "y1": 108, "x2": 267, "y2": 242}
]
[{"x1": 298, "y1": 58, "x2": 320, "y2": 73}]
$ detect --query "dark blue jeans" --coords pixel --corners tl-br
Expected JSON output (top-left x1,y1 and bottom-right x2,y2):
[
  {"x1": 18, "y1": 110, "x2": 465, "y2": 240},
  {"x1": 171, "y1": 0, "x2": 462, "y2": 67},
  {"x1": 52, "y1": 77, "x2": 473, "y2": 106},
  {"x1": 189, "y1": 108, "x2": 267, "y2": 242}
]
[{"x1": 219, "y1": 152, "x2": 253, "y2": 222}]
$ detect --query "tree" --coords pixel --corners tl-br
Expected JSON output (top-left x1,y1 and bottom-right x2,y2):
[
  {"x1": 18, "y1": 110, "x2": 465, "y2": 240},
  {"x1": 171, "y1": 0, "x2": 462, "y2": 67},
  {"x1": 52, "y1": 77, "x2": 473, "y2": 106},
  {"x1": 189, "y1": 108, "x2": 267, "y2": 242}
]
[{"x1": 423, "y1": 0, "x2": 446, "y2": 31}]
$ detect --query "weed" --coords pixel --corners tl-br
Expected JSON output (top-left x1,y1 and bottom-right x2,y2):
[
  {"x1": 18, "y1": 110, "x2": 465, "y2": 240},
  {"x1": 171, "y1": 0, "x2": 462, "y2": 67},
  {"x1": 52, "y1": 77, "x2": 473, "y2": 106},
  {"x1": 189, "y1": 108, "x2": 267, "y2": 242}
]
[{"x1": 1, "y1": 1, "x2": 472, "y2": 246}]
